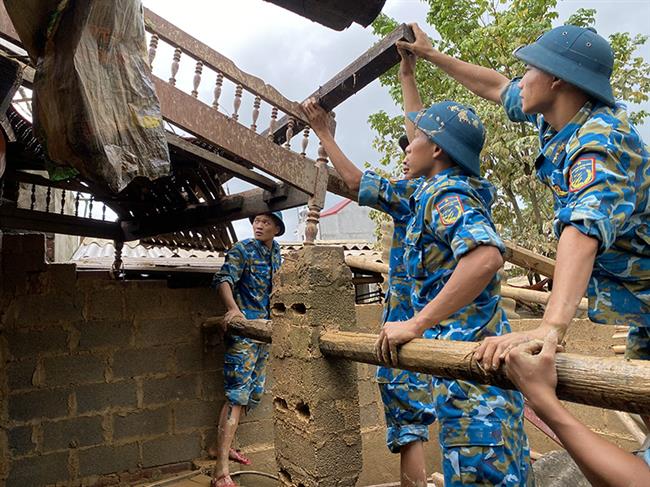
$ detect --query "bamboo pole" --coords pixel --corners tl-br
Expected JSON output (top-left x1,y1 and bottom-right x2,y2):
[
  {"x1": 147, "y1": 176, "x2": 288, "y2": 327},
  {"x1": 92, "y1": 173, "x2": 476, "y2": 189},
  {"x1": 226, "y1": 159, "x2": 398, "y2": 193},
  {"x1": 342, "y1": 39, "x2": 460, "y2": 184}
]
[{"x1": 205, "y1": 317, "x2": 650, "y2": 415}]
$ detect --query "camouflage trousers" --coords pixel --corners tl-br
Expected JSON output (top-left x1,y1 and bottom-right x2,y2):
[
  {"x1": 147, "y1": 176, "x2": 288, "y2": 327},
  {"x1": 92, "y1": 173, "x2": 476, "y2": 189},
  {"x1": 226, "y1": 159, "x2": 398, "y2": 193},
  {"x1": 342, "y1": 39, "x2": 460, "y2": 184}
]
[
  {"x1": 223, "y1": 335, "x2": 269, "y2": 410},
  {"x1": 625, "y1": 326, "x2": 650, "y2": 360},
  {"x1": 434, "y1": 378, "x2": 533, "y2": 486},
  {"x1": 377, "y1": 369, "x2": 437, "y2": 453}
]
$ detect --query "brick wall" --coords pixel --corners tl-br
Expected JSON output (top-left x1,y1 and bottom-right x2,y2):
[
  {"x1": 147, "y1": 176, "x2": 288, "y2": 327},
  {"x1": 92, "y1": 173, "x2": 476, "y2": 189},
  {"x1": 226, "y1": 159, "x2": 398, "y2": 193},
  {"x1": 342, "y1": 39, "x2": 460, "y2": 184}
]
[
  {"x1": 2, "y1": 234, "x2": 637, "y2": 487},
  {"x1": 1, "y1": 234, "x2": 227, "y2": 486}
]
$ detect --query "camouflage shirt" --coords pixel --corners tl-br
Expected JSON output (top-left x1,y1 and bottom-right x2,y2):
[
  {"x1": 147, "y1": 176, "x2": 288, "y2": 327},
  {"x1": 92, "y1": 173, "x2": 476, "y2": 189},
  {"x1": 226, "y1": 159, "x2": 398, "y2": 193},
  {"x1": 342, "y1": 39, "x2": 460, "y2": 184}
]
[
  {"x1": 405, "y1": 167, "x2": 509, "y2": 340},
  {"x1": 358, "y1": 171, "x2": 423, "y2": 323},
  {"x1": 213, "y1": 238, "x2": 282, "y2": 320},
  {"x1": 502, "y1": 79, "x2": 650, "y2": 327}
]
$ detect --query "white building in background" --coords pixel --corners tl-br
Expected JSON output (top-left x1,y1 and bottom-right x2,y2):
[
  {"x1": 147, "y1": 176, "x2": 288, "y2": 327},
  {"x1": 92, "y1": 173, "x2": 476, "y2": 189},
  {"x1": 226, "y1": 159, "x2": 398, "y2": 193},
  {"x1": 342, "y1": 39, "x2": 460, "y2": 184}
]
[{"x1": 294, "y1": 199, "x2": 376, "y2": 241}]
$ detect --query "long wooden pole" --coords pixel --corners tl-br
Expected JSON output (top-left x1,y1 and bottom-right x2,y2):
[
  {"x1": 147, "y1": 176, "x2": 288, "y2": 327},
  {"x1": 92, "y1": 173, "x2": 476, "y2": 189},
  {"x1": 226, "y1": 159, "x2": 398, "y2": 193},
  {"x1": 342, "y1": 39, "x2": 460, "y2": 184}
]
[
  {"x1": 318, "y1": 331, "x2": 650, "y2": 415},
  {"x1": 204, "y1": 317, "x2": 650, "y2": 415},
  {"x1": 344, "y1": 255, "x2": 586, "y2": 310}
]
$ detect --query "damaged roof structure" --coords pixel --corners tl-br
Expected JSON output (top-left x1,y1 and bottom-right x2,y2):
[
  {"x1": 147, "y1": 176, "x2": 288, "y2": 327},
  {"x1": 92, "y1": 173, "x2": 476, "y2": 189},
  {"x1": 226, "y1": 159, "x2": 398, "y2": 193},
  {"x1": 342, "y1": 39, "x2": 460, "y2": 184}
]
[{"x1": 0, "y1": 1, "x2": 409, "y2": 260}]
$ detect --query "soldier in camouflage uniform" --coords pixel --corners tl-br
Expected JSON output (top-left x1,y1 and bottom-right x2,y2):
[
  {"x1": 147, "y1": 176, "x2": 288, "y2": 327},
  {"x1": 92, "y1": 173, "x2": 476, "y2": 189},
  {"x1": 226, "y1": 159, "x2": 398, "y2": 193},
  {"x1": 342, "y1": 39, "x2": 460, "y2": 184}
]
[
  {"x1": 396, "y1": 23, "x2": 650, "y2": 367},
  {"x1": 375, "y1": 101, "x2": 532, "y2": 486},
  {"x1": 210, "y1": 212, "x2": 284, "y2": 487},
  {"x1": 303, "y1": 48, "x2": 437, "y2": 487}
]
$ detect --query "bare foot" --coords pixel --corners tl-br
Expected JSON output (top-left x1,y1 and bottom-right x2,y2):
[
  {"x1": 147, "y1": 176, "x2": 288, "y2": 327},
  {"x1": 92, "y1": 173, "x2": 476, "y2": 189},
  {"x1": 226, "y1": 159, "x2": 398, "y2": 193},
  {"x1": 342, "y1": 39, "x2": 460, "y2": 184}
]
[
  {"x1": 207, "y1": 447, "x2": 252, "y2": 466},
  {"x1": 211, "y1": 474, "x2": 236, "y2": 487}
]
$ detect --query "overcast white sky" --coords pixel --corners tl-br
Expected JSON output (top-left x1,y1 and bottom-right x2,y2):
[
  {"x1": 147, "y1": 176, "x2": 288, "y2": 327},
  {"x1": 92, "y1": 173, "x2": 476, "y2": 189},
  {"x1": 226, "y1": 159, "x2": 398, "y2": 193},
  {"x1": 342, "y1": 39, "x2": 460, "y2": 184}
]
[{"x1": 142, "y1": 0, "x2": 650, "y2": 242}]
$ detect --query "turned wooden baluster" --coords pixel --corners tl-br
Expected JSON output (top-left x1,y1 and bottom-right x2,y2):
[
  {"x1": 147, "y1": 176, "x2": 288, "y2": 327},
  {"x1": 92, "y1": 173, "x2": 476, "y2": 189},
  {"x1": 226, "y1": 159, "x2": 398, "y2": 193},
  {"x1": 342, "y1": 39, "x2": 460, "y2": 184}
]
[
  {"x1": 232, "y1": 85, "x2": 243, "y2": 121},
  {"x1": 304, "y1": 113, "x2": 335, "y2": 245},
  {"x1": 169, "y1": 47, "x2": 182, "y2": 86},
  {"x1": 148, "y1": 34, "x2": 159, "y2": 67},
  {"x1": 88, "y1": 195, "x2": 94, "y2": 218},
  {"x1": 303, "y1": 142, "x2": 329, "y2": 245},
  {"x1": 30, "y1": 184, "x2": 36, "y2": 210},
  {"x1": 251, "y1": 96, "x2": 261, "y2": 131},
  {"x1": 45, "y1": 186, "x2": 51, "y2": 212},
  {"x1": 191, "y1": 60, "x2": 203, "y2": 98},
  {"x1": 60, "y1": 189, "x2": 66, "y2": 215},
  {"x1": 212, "y1": 73, "x2": 224, "y2": 110},
  {"x1": 283, "y1": 118, "x2": 295, "y2": 149},
  {"x1": 268, "y1": 107, "x2": 278, "y2": 140},
  {"x1": 300, "y1": 127, "x2": 310, "y2": 156},
  {"x1": 74, "y1": 192, "x2": 80, "y2": 216}
]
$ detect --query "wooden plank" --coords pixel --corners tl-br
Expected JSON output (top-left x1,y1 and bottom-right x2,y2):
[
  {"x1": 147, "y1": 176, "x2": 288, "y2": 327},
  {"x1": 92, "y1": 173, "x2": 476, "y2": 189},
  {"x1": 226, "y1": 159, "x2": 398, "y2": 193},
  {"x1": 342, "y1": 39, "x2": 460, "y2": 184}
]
[
  {"x1": 264, "y1": 23, "x2": 415, "y2": 144},
  {"x1": 143, "y1": 7, "x2": 306, "y2": 124},
  {"x1": 155, "y1": 78, "x2": 318, "y2": 195},
  {"x1": 0, "y1": 206, "x2": 122, "y2": 239},
  {"x1": 166, "y1": 133, "x2": 278, "y2": 192},
  {"x1": 121, "y1": 184, "x2": 309, "y2": 240},
  {"x1": 504, "y1": 240, "x2": 556, "y2": 278}
]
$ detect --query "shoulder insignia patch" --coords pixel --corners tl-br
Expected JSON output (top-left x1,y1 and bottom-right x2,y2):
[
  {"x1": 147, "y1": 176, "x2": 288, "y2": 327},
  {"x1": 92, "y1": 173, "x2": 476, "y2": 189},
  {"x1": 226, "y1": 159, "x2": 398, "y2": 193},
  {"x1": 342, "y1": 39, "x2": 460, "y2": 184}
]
[
  {"x1": 569, "y1": 157, "x2": 596, "y2": 193},
  {"x1": 436, "y1": 195, "x2": 465, "y2": 226}
]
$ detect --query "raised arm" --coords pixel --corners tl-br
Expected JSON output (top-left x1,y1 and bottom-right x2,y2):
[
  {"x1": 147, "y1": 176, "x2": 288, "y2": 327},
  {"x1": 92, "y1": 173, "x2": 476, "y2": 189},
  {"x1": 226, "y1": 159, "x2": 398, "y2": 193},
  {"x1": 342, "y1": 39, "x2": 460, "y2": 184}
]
[
  {"x1": 397, "y1": 23, "x2": 509, "y2": 104},
  {"x1": 398, "y1": 48, "x2": 423, "y2": 142},
  {"x1": 302, "y1": 99, "x2": 362, "y2": 192}
]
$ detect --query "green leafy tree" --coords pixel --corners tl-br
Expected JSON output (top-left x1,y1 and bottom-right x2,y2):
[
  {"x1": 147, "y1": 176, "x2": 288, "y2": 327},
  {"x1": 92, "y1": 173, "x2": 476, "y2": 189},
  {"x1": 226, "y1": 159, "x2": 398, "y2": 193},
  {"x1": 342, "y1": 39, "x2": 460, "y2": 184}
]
[{"x1": 369, "y1": 0, "x2": 650, "y2": 256}]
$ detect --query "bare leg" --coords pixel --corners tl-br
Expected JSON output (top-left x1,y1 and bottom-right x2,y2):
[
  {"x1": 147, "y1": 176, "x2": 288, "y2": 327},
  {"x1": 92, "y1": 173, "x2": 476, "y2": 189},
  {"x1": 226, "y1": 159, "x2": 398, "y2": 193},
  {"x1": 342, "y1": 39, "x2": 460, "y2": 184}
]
[
  {"x1": 212, "y1": 402, "x2": 244, "y2": 480},
  {"x1": 400, "y1": 441, "x2": 428, "y2": 487}
]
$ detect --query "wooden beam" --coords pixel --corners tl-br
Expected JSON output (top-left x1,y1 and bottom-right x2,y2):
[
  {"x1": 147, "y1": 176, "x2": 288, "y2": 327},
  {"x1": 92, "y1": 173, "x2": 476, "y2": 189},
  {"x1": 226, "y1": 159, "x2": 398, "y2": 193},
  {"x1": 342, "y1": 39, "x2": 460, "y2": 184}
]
[
  {"x1": 121, "y1": 184, "x2": 309, "y2": 240},
  {"x1": 264, "y1": 23, "x2": 415, "y2": 144},
  {"x1": 0, "y1": 206, "x2": 122, "y2": 240},
  {"x1": 504, "y1": 240, "x2": 556, "y2": 278},
  {"x1": 143, "y1": 7, "x2": 306, "y2": 124},
  {"x1": 204, "y1": 316, "x2": 650, "y2": 415},
  {"x1": 345, "y1": 255, "x2": 388, "y2": 275},
  {"x1": 166, "y1": 133, "x2": 278, "y2": 192},
  {"x1": 326, "y1": 166, "x2": 357, "y2": 200},
  {"x1": 154, "y1": 78, "x2": 318, "y2": 195}
]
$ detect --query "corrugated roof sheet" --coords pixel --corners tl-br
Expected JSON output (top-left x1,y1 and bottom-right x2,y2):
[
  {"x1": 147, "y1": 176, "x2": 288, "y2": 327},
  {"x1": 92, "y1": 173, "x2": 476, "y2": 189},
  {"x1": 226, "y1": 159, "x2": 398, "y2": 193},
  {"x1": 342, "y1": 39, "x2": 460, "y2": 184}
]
[{"x1": 69, "y1": 237, "x2": 380, "y2": 273}]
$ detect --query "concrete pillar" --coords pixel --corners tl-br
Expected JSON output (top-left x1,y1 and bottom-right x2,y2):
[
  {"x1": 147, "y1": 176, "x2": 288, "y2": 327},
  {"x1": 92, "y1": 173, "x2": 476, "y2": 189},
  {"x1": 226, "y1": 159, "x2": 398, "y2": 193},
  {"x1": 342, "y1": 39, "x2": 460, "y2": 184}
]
[{"x1": 271, "y1": 245, "x2": 362, "y2": 487}]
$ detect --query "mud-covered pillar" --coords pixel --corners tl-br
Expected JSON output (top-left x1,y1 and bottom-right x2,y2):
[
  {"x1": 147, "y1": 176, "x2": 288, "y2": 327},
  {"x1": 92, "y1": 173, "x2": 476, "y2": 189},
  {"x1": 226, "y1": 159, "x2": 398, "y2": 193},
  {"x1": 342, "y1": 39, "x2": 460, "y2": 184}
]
[{"x1": 271, "y1": 245, "x2": 362, "y2": 487}]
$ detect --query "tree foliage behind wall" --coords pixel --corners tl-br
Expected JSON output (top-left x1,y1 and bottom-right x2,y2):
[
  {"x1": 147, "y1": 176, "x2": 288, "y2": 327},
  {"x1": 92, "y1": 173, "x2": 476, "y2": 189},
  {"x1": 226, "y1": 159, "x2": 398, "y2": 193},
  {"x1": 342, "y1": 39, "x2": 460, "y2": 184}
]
[{"x1": 369, "y1": 0, "x2": 650, "y2": 256}]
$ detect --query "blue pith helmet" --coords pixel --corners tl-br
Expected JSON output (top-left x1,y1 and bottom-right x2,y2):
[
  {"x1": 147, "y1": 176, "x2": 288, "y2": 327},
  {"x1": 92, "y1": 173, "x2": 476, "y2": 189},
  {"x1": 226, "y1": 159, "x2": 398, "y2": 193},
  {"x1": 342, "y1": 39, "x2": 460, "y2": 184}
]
[
  {"x1": 514, "y1": 25, "x2": 615, "y2": 107},
  {"x1": 249, "y1": 211, "x2": 285, "y2": 236},
  {"x1": 407, "y1": 101, "x2": 485, "y2": 177}
]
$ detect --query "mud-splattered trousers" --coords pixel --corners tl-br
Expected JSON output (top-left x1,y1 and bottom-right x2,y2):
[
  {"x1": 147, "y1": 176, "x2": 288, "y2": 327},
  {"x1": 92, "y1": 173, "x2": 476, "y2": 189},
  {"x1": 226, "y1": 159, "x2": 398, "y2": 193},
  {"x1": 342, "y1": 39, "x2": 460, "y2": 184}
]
[
  {"x1": 213, "y1": 238, "x2": 281, "y2": 409},
  {"x1": 406, "y1": 168, "x2": 532, "y2": 486},
  {"x1": 359, "y1": 171, "x2": 436, "y2": 453},
  {"x1": 502, "y1": 80, "x2": 650, "y2": 360}
]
